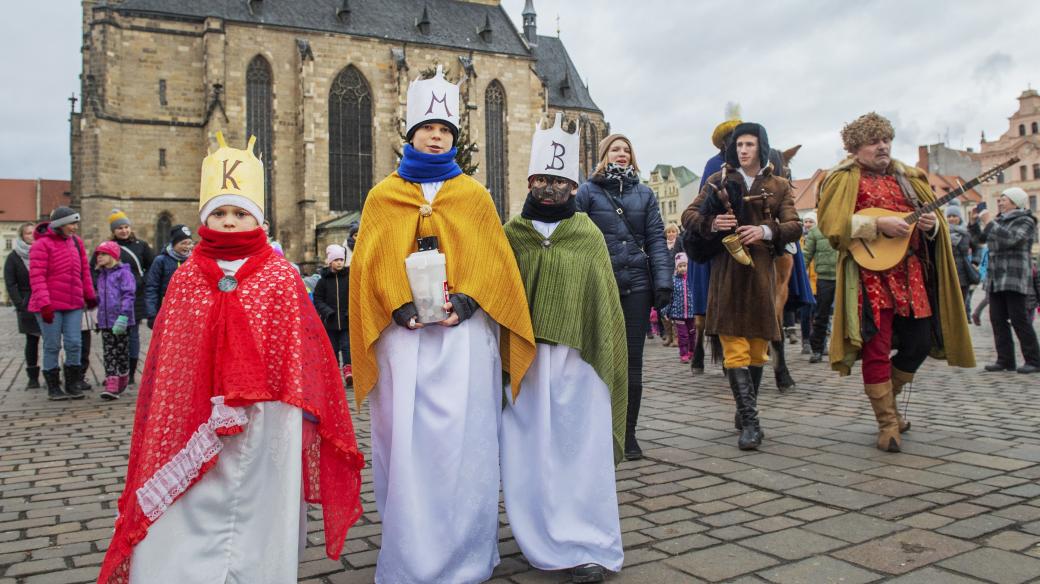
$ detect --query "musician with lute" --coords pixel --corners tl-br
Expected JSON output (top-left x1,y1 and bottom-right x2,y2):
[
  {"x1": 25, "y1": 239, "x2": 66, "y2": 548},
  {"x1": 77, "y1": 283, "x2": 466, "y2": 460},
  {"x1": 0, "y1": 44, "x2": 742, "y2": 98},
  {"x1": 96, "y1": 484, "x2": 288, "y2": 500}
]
[{"x1": 817, "y1": 112, "x2": 975, "y2": 454}]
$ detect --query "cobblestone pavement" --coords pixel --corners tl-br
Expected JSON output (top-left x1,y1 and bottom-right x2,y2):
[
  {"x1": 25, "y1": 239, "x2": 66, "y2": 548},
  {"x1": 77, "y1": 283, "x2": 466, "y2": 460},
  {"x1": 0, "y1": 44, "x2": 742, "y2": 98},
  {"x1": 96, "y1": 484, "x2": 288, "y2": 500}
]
[{"x1": 3, "y1": 308, "x2": 1040, "y2": 583}]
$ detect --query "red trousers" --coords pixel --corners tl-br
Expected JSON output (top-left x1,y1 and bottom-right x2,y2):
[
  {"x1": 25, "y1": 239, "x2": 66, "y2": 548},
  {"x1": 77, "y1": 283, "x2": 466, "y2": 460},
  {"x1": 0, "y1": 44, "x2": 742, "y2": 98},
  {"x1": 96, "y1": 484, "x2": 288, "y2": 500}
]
[{"x1": 861, "y1": 308, "x2": 932, "y2": 384}]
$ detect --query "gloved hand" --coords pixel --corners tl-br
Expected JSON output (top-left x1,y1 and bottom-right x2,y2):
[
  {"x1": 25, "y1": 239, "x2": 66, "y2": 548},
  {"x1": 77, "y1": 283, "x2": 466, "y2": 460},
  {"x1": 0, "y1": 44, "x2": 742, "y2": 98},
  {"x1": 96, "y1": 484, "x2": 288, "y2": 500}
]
[
  {"x1": 654, "y1": 289, "x2": 673, "y2": 313},
  {"x1": 85, "y1": 296, "x2": 99, "y2": 309},
  {"x1": 41, "y1": 305, "x2": 55, "y2": 324},
  {"x1": 448, "y1": 293, "x2": 479, "y2": 325},
  {"x1": 392, "y1": 303, "x2": 419, "y2": 328},
  {"x1": 112, "y1": 315, "x2": 129, "y2": 336}
]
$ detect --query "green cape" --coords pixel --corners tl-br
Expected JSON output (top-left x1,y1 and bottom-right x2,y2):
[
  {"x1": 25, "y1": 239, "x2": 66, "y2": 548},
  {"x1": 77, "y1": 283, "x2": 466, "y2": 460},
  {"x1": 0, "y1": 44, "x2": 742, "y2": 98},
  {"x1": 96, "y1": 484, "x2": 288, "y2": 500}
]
[{"x1": 504, "y1": 213, "x2": 629, "y2": 465}]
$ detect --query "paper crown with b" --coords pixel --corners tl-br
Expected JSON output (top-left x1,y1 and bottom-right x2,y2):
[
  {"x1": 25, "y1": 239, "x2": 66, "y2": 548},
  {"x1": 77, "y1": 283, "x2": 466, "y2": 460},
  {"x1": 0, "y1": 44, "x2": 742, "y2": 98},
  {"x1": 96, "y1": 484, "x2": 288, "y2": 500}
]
[
  {"x1": 528, "y1": 113, "x2": 580, "y2": 184},
  {"x1": 199, "y1": 132, "x2": 265, "y2": 224},
  {"x1": 406, "y1": 64, "x2": 460, "y2": 142}
]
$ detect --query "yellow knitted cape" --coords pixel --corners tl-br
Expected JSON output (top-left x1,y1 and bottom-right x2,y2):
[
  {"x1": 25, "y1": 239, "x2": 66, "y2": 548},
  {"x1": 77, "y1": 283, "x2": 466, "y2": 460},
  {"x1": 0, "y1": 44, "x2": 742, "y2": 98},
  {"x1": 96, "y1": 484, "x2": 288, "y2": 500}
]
[
  {"x1": 348, "y1": 172, "x2": 536, "y2": 406},
  {"x1": 817, "y1": 159, "x2": 975, "y2": 375}
]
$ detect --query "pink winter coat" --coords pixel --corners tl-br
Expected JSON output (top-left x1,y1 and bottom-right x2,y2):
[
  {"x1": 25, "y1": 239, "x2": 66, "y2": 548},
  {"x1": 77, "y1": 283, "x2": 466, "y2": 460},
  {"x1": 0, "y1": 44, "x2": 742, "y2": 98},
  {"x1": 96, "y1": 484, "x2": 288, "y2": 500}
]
[{"x1": 28, "y1": 222, "x2": 96, "y2": 313}]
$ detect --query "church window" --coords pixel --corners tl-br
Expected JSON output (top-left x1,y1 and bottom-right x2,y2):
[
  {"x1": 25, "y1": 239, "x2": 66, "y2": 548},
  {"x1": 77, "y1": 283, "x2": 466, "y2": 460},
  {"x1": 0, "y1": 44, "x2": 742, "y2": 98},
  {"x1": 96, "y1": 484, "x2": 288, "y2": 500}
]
[
  {"x1": 1033, "y1": 164, "x2": 1040, "y2": 180},
  {"x1": 1033, "y1": 122, "x2": 1039, "y2": 134},
  {"x1": 159, "y1": 148, "x2": 166, "y2": 168},
  {"x1": 155, "y1": 212, "x2": 172, "y2": 250},
  {"x1": 328, "y1": 65, "x2": 373, "y2": 212},
  {"x1": 158, "y1": 79, "x2": 167, "y2": 106},
  {"x1": 1020, "y1": 124, "x2": 1027, "y2": 136},
  {"x1": 485, "y1": 80, "x2": 508, "y2": 221},
  {"x1": 246, "y1": 55, "x2": 275, "y2": 226}
]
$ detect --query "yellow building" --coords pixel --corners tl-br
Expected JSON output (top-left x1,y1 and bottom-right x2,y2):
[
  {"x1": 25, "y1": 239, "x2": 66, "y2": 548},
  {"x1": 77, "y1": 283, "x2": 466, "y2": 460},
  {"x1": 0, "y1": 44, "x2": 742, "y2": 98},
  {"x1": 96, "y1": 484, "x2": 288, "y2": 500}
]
[
  {"x1": 71, "y1": 0, "x2": 608, "y2": 265},
  {"x1": 977, "y1": 89, "x2": 1040, "y2": 212},
  {"x1": 646, "y1": 164, "x2": 698, "y2": 227}
]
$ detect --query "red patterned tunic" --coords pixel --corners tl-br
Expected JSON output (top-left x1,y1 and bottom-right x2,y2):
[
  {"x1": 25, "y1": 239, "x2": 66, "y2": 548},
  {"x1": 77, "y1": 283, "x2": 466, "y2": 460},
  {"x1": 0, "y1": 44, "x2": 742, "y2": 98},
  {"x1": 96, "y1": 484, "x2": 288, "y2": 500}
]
[{"x1": 855, "y1": 171, "x2": 932, "y2": 319}]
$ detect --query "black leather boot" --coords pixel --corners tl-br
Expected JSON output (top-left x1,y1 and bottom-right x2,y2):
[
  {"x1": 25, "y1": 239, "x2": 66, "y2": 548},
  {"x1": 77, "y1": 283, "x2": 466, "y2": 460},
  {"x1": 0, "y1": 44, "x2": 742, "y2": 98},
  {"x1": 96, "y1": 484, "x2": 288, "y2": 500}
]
[
  {"x1": 128, "y1": 358, "x2": 138, "y2": 385},
  {"x1": 727, "y1": 367, "x2": 761, "y2": 450},
  {"x1": 62, "y1": 365, "x2": 85, "y2": 400},
  {"x1": 43, "y1": 369, "x2": 67, "y2": 401},
  {"x1": 770, "y1": 339, "x2": 796, "y2": 392},
  {"x1": 26, "y1": 366, "x2": 41, "y2": 389},
  {"x1": 624, "y1": 383, "x2": 643, "y2": 460},
  {"x1": 76, "y1": 357, "x2": 92, "y2": 391}
]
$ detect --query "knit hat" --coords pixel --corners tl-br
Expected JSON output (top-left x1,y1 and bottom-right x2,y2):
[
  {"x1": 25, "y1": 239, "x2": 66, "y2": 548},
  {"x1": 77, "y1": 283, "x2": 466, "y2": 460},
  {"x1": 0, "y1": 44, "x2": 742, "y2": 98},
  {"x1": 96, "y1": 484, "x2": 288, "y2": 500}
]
[
  {"x1": 326, "y1": 244, "x2": 346, "y2": 263},
  {"x1": 944, "y1": 203, "x2": 964, "y2": 220},
  {"x1": 675, "y1": 252, "x2": 688, "y2": 266},
  {"x1": 94, "y1": 240, "x2": 122, "y2": 261},
  {"x1": 597, "y1": 134, "x2": 639, "y2": 172},
  {"x1": 841, "y1": 112, "x2": 895, "y2": 154},
  {"x1": 803, "y1": 211, "x2": 818, "y2": 223},
  {"x1": 108, "y1": 208, "x2": 131, "y2": 231},
  {"x1": 48, "y1": 206, "x2": 80, "y2": 230},
  {"x1": 169, "y1": 224, "x2": 192, "y2": 246},
  {"x1": 1001, "y1": 187, "x2": 1029, "y2": 210},
  {"x1": 199, "y1": 132, "x2": 265, "y2": 225},
  {"x1": 712, "y1": 119, "x2": 743, "y2": 151}
]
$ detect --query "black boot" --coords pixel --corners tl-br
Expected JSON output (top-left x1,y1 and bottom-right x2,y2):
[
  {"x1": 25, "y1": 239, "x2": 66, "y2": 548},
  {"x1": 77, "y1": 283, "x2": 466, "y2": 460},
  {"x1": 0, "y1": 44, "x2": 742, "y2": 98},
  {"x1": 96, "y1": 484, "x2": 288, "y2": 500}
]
[
  {"x1": 690, "y1": 332, "x2": 705, "y2": 374},
  {"x1": 62, "y1": 365, "x2": 86, "y2": 400},
  {"x1": 77, "y1": 357, "x2": 92, "y2": 391},
  {"x1": 43, "y1": 369, "x2": 67, "y2": 401},
  {"x1": 727, "y1": 367, "x2": 761, "y2": 450},
  {"x1": 26, "y1": 366, "x2": 41, "y2": 389},
  {"x1": 734, "y1": 366, "x2": 766, "y2": 437},
  {"x1": 129, "y1": 358, "x2": 138, "y2": 386},
  {"x1": 771, "y1": 339, "x2": 796, "y2": 392},
  {"x1": 624, "y1": 384, "x2": 643, "y2": 460}
]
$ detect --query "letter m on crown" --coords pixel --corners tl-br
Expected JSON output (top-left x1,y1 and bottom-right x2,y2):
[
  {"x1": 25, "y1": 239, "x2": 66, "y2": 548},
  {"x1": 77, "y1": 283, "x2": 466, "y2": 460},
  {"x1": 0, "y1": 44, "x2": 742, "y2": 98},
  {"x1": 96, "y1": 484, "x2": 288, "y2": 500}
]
[{"x1": 425, "y1": 92, "x2": 453, "y2": 117}]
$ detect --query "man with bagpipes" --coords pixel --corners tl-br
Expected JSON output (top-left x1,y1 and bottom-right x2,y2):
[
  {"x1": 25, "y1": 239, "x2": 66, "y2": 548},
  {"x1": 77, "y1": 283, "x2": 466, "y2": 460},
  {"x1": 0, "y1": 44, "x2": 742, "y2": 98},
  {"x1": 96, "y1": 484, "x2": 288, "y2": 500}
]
[
  {"x1": 817, "y1": 112, "x2": 975, "y2": 453},
  {"x1": 682, "y1": 122, "x2": 802, "y2": 450}
]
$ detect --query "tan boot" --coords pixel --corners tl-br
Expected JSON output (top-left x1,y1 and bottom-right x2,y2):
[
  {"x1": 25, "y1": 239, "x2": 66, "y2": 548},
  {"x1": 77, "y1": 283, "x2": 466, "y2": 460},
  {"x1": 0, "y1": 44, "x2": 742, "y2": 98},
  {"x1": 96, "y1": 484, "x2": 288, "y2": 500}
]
[
  {"x1": 890, "y1": 367, "x2": 914, "y2": 434},
  {"x1": 865, "y1": 381, "x2": 901, "y2": 452}
]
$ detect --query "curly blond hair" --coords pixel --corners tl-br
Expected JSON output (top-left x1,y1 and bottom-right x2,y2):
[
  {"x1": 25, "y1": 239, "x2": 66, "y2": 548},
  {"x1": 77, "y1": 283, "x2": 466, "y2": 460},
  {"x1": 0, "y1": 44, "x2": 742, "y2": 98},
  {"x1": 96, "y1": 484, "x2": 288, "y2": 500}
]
[{"x1": 841, "y1": 112, "x2": 894, "y2": 153}]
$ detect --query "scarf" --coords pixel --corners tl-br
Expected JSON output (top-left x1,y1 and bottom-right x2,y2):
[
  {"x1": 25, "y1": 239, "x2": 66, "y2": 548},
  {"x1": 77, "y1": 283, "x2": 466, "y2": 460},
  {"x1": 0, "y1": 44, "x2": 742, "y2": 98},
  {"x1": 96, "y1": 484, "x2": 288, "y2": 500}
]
[
  {"x1": 521, "y1": 192, "x2": 577, "y2": 223},
  {"x1": 397, "y1": 144, "x2": 463, "y2": 184},
  {"x1": 164, "y1": 244, "x2": 190, "y2": 263},
  {"x1": 13, "y1": 238, "x2": 30, "y2": 268},
  {"x1": 602, "y1": 162, "x2": 639, "y2": 193},
  {"x1": 195, "y1": 226, "x2": 269, "y2": 261}
]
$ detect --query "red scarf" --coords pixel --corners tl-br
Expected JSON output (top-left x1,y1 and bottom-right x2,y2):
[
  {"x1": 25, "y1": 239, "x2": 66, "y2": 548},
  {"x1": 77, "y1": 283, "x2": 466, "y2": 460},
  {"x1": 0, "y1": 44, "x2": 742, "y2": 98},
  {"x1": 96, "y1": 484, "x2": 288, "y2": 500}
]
[
  {"x1": 194, "y1": 225, "x2": 270, "y2": 260},
  {"x1": 98, "y1": 247, "x2": 364, "y2": 584}
]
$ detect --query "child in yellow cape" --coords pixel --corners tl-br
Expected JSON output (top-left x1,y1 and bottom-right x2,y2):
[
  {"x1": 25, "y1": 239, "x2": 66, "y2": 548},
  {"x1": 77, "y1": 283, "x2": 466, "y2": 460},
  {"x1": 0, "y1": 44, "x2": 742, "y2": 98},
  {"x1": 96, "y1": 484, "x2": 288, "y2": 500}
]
[{"x1": 348, "y1": 65, "x2": 535, "y2": 584}]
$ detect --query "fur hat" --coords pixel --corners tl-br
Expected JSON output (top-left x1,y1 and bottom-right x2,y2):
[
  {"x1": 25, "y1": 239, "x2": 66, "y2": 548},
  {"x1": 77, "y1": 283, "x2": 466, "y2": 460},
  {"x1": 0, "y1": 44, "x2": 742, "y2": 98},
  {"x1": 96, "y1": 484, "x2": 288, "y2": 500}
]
[
  {"x1": 326, "y1": 244, "x2": 346, "y2": 263},
  {"x1": 108, "y1": 208, "x2": 131, "y2": 231},
  {"x1": 712, "y1": 119, "x2": 742, "y2": 151},
  {"x1": 48, "y1": 206, "x2": 80, "y2": 230},
  {"x1": 841, "y1": 112, "x2": 894, "y2": 154},
  {"x1": 725, "y1": 123, "x2": 771, "y2": 170},
  {"x1": 94, "y1": 240, "x2": 122, "y2": 261},
  {"x1": 1001, "y1": 187, "x2": 1029, "y2": 210}
]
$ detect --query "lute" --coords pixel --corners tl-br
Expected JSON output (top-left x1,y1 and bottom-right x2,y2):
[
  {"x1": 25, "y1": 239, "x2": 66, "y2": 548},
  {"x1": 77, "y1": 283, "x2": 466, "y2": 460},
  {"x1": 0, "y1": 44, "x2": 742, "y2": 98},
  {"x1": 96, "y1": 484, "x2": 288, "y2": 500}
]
[{"x1": 849, "y1": 157, "x2": 1020, "y2": 271}]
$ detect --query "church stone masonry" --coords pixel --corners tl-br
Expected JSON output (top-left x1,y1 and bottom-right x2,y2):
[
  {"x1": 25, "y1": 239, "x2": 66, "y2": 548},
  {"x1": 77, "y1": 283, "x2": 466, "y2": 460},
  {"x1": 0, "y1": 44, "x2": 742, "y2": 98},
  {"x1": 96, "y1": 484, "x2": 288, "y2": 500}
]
[{"x1": 71, "y1": 0, "x2": 608, "y2": 265}]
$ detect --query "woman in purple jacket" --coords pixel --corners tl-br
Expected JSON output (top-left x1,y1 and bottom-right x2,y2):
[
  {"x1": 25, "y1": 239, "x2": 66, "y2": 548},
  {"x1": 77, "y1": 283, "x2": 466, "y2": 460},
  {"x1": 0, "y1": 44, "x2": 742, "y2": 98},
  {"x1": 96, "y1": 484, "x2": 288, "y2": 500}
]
[
  {"x1": 92, "y1": 241, "x2": 136, "y2": 400},
  {"x1": 28, "y1": 207, "x2": 97, "y2": 401}
]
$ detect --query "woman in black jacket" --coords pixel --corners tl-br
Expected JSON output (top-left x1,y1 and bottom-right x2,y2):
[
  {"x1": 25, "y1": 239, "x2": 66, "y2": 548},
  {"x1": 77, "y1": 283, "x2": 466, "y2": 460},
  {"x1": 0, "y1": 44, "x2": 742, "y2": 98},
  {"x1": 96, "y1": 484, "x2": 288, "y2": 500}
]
[
  {"x1": 576, "y1": 134, "x2": 673, "y2": 460},
  {"x1": 4, "y1": 222, "x2": 41, "y2": 388}
]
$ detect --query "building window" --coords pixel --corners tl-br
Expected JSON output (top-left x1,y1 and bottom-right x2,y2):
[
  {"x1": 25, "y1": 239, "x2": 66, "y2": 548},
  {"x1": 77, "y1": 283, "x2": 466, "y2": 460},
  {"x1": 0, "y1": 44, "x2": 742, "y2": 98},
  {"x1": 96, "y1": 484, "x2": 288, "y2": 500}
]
[
  {"x1": 1034, "y1": 164, "x2": 1040, "y2": 180},
  {"x1": 1033, "y1": 122, "x2": 1039, "y2": 134},
  {"x1": 1031, "y1": 195, "x2": 1037, "y2": 212},
  {"x1": 158, "y1": 79, "x2": 167, "y2": 106},
  {"x1": 997, "y1": 171, "x2": 1004, "y2": 184},
  {"x1": 1020, "y1": 124, "x2": 1026, "y2": 136},
  {"x1": 5, "y1": 238, "x2": 12, "y2": 251},
  {"x1": 155, "y1": 213, "x2": 172, "y2": 250},
  {"x1": 582, "y1": 121, "x2": 599, "y2": 178},
  {"x1": 246, "y1": 55, "x2": 275, "y2": 228},
  {"x1": 485, "y1": 80, "x2": 508, "y2": 221},
  {"x1": 328, "y1": 65, "x2": 373, "y2": 212},
  {"x1": 1021, "y1": 166, "x2": 1028, "y2": 182},
  {"x1": 159, "y1": 148, "x2": 166, "y2": 168}
]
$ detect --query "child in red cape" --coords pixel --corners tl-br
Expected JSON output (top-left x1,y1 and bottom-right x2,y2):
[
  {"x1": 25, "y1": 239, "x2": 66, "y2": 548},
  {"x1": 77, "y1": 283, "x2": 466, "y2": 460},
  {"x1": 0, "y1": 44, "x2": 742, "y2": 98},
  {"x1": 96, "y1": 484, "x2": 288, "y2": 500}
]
[{"x1": 97, "y1": 134, "x2": 363, "y2": 584}]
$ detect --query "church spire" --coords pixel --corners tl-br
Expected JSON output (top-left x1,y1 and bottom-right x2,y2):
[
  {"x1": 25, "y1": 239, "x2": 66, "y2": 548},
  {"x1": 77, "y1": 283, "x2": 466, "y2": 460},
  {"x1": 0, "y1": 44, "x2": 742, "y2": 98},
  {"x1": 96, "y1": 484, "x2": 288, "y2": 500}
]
[{"x1": 522, "y1": 0, "x2": 537, "y2": 46}]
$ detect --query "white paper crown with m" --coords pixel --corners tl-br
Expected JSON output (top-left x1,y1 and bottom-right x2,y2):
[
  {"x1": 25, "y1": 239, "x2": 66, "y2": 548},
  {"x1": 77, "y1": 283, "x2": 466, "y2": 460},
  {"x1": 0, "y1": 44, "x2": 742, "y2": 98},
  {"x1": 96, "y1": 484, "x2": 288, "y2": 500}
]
[
  {"x1": 406, "y1": 64, "x2": 461, "y2": 138},
  {"x1": 528, "y1": 112, "x2": 580, "y2": 184}
]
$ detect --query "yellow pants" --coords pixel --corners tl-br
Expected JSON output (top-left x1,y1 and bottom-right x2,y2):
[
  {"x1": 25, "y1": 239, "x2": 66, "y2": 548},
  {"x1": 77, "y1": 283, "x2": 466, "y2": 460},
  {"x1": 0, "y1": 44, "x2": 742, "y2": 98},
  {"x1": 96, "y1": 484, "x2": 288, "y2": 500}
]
[{"x1": 720, "y1": 336, "x2": 770, "y2": 369}]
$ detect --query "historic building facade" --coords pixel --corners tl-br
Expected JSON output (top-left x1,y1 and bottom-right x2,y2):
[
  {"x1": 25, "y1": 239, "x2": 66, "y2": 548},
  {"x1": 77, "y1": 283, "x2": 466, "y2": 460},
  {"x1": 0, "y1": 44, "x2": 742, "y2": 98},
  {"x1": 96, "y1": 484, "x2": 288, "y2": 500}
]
[
  {"x1": 646, "y1": 164, "x2": 698, "y2": 227},
  {"x1": 71, "y1": 0, "x2": 608, "y2": 264}
]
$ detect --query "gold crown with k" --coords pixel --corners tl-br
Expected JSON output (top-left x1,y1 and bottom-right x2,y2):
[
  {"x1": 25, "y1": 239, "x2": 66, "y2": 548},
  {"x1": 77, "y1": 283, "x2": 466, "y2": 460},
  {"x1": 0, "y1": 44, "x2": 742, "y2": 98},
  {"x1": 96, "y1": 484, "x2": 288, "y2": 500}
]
[{"x1": 199, "y1": 132, "x2": 265, "y2": 220}]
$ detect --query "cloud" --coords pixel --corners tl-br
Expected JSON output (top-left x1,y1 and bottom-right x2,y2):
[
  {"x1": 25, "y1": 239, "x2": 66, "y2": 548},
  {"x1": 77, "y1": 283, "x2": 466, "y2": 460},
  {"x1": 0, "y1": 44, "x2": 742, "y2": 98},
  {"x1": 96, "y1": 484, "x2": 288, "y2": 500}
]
[{"x1": 973, "y1": 52, "x2": 1013, "y2": 85}]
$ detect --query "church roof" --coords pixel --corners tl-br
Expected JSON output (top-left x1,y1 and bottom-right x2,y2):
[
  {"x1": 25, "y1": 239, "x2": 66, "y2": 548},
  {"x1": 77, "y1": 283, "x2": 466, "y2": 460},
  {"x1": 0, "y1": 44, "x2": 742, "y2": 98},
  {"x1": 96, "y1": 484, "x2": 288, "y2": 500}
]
[
  {"x1": 531, "y1": 35, "x2": 601, "y2": 113},
  {"x1": 110, "y1": 0, "x2": 531, "y2": 57}
]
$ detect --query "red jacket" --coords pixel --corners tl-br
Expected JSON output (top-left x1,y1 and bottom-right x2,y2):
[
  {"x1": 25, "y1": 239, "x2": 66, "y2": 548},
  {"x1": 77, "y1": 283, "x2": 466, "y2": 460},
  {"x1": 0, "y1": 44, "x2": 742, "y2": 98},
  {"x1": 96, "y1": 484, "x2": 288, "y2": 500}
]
[{"x1": 28, "y1": 221, "x2": 96, "y2": 312}]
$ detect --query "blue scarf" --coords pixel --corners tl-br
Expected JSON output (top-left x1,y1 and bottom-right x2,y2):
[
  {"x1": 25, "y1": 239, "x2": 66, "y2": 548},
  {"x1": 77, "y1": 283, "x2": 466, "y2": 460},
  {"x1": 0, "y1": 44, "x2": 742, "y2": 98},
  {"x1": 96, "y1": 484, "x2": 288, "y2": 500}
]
[{"x1": 397, "y1": 144, "x2": 463, "y2": 184}]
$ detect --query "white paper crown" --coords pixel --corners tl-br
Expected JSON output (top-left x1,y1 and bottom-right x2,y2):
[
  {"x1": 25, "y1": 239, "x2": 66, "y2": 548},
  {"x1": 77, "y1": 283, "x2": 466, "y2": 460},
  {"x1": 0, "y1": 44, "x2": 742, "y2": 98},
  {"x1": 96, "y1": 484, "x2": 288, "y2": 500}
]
[
  {"x1": 406, "y1": 64, "x2": 461, "y2": 138},
  {"x1": 528, "y1": 113, "x2": 580, "y2": 184}
]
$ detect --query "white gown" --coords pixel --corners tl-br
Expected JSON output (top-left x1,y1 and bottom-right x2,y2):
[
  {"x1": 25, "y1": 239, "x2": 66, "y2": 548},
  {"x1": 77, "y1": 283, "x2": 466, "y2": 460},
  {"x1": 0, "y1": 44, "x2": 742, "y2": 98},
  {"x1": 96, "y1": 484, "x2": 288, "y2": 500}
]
[
  {"x1": 369, "y1": 180, "x2": 504, "y2": 584},
  {"x1": 500, "y1": 220, "x2": 624, "y2": 573},
  {"x1": 130, "y1": 259, "x2": 306, "y2": 584}
]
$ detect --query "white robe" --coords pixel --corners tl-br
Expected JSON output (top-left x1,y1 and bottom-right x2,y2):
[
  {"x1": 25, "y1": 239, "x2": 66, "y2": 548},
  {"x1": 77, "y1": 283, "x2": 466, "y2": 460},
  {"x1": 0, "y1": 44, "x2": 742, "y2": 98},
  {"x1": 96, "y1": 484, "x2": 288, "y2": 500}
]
[
  {"x1": 500, "y1": 219, "x2": 623, "y2": 573},
  {"x1": 130, "y1": 259, "x2": 306, "y2": 584},
  {"x1": 370, "y1": 180, "x2": 503, "y2": 584}
]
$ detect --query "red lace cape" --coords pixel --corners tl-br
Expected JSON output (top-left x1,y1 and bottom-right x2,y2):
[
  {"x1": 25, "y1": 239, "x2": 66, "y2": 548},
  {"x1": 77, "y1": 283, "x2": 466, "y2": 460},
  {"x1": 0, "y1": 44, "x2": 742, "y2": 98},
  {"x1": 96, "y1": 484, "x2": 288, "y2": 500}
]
[{"x1": 98, "y1": 248, "x2": 364, "y2": 584}]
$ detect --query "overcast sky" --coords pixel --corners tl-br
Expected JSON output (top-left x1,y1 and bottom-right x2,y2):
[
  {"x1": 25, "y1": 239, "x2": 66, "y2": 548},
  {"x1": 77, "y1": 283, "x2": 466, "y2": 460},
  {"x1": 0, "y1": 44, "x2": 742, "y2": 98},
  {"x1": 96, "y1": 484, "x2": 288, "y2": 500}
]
[{"x1": 2, "y1": 1, "x2": 1037, "y2": 181}]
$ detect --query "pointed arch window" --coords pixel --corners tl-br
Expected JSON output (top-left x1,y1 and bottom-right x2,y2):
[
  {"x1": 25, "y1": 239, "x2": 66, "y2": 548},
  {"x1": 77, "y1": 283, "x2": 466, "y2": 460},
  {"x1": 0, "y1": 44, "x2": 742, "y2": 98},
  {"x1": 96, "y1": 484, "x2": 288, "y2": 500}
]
[
  {"x1": 485, "y1": 80, "x2": 508, "y2": 221},
  {"x1": 246, "y1": 55, "x2": 274, "y2": 228},
  {"x1": 582, "y1": 120, "x2": 599, "y2": 178},
  {"x1": 329, "y1": 65, "x2": 373, "y2": 212},
  {"x1": 155, "y1": 212, "x2": 172, "y2": 250}
]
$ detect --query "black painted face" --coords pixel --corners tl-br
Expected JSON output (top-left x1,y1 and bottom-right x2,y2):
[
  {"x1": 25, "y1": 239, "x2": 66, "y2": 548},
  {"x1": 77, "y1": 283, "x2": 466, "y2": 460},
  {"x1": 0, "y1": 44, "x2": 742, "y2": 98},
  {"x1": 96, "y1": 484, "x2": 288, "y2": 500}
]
[{"x1": 529, "y1": 175, "x2": 577, "y2": 205}]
